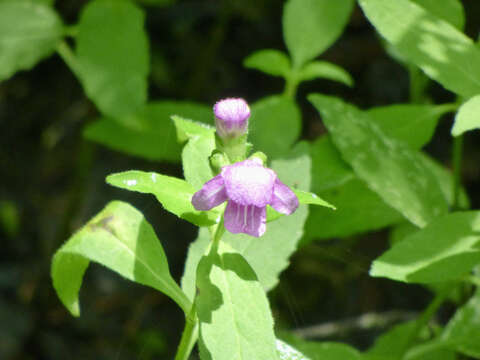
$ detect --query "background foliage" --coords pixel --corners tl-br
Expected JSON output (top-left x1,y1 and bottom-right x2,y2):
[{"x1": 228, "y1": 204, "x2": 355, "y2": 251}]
[{"x1": 1, "y1": 0, "x2": 480, "y2": 359}]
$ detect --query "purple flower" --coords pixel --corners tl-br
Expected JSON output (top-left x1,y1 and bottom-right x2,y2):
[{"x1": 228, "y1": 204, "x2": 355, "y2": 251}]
[
  {"x1": 192, "y1": 159, "x2": 299, "y2": 237},
  {"x1": 214, "y1": 98, "x2": 250, "y2": 138}
]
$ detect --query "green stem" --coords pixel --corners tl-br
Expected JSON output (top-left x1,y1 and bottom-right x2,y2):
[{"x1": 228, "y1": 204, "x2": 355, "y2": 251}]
[
  {"x1": 284, "y1": 73, "x2": 299, "y2": 99},
  {"x1": 401, "y1": 291, "x2": 448, "y2": 359},
  {"x1": 174, "y1": 304, "x2": 198, "y2": 360},
  {"x1": 56, "y1": 41, "x2": 82, "y2": 79},
  {"x1": 452, "y1": 135, "x2": 464, "y2": 211}
]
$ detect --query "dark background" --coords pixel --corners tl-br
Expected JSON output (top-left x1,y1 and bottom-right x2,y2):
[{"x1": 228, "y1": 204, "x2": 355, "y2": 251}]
[{"x1": 1, "y1": 0, "x2": 480, "y2": 358}]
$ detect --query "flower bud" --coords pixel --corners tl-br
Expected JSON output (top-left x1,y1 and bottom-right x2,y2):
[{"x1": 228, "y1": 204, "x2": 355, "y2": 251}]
[{"x1": 214, "y1": 98, "x2": 250, "y2": 139}]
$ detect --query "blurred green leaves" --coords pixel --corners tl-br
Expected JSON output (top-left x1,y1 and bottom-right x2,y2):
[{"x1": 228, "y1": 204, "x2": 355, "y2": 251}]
[
  {"x1": 451, "y1": 95, "x2": 480, "y2": 136},
  {"x1": 0, "y1": 0, "x2": 63, "y2": 81}
]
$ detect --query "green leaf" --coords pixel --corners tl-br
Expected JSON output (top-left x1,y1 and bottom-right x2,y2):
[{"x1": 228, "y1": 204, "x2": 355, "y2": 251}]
[
  {"x1": 181, "y1": 132, "x2": 216, "y2": 190},
  {"x1": 283, "y1": 0, "x2": 355, "y2": 67},
  {"x1": 303, "y1": 178, "x2": 402, "y2": 242},
  {"x1": 451, "y1": 95, "x2": 480, "y2": 136},
  {"x1": 250, "y1": 96, "x2": 301, "y2": 159},
  {"x1": 76, "y1": 0, "x2": 149, "y2": 117},
  {"x1": 299, "y1": 61, "x2": 354, "y2": 87},
  {"x1": 196, "y1": 241, "x2": 278, "y2": 360},
  {"x1": 370, "y1": 211, "x2": 480, "y2": 283},
  {"x1": 367, "y1": 104, "x2": 455, "y2": 149},
  {"x1": 309, "y1": 94, "x2": 448, "y2": 228},
  {"x1": 359, "y1": 0, "x2": 480, "y2": 99},
  {"x1": 294, "y1": 189, "x2": 335, "y2": 210},
  {"x1": 182, "y1": 143, "x2": 311, "y2": 294},
  {"x1": 442, "y1": 289, "x2": 480, "y2": 358},
  {"x1": 51, "y1": 201, "x2": 191, "y2": 316},
  {"x1": 410, "y1": 0, "x2": 465, "y2": 30},
  {"x1": 171, "y1": 115, "x2": 215, "y2": 143},
  {"x1": 276, "y1": 339, "x2": 311, "y2": 360},
  {"x1": 0, "y1": 0, "x2": 63, "y2": 81},
  {"x1": 84, "y1": 101, "x2": 212, "y2": 162},
  {"x1": 244, "y1": 49, "x2": 291, "y2": 78},
  {"x1": 106, "y1": 171, "x2": 220, "y2": 227},
  {"x1": 280, "y1": 336, "x2": 361, "y2": 360}
]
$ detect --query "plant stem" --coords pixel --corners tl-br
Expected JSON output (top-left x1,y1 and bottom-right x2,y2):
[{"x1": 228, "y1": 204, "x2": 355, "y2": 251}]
[
  {"x1": 56, "y1": 41, "x2": 82, "y2": 79},
  {"x1": 401, "y1": 290, "x2": 448, "y2": 359},
  {"x1": 284, "y1": 73, "x2": 299, "y2": 99},
  {"x1": 452, "y1": 135, "x2": 464, "y2": 211},
  {"x1": 174, "y1": 305, "x2": 198, "y2": 360}
]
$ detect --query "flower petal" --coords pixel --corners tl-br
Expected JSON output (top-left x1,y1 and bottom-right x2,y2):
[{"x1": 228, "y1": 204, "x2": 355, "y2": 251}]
[
  {"x1": 270, "y1": 179, "x2": 299, "y2": 215},
  {"x1": 191, "y1": 174, "x2": 227, "y2": 211},
  {"x1": 224, "y1": 201, "x2": 266, "y2": 237}
]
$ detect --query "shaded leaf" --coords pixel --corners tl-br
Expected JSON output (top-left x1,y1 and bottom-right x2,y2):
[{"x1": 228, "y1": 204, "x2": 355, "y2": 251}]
[
  {"x1": 283, "y1": 0, "x2": 355, "y2": 67},
  {"x1": 76, "y1": 0, "x2": 149, "y2": 117},
  {"x1": 106, "y1": 171, "x2": 220, "y2": 227},
  {"x1": 370, "y1": 211, "x2": 480, "y2": 283},
  {"x1": 171, "y1": 115, "x2": 215, "y2": 143},
  {"x1": 51, "y1": 201, "x2": 191, "y2": 316},
  {"x1": 84, "y1": 101, "x2": 211, "y2": 162},
  {"x1": 244, "y1": 49, "x2": 291, "y2": 77},
  {"x1": 411, "y1": 0, "x2": 464, "y2": 30},
  {"x1": 0, "y1": 0, "x2": 62, "y2": 81},
  {"x1": 359, "y1": 0, "x2": 480, "y2": 98},
  {"x1": 250, "y1": 96, "x2": 301, "y2": 159}
]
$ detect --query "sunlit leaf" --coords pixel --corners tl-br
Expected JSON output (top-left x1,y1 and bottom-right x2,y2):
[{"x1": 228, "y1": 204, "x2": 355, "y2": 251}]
[
  {"x1": 299, "y1": 61, "x2": 353, "y2": 87},
  {"x1": 51, "y1": 201, "x2": 191, "y2": 316},
  {"x1": 244, "y1": 49, "x2": 291, "y2": 78},
  {"x1": 451, "y1": 95, "x2": 480, "y2": 136}
]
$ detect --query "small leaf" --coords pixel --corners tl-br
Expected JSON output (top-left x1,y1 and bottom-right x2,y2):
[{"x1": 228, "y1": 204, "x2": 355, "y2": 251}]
[
  {"x1": 283, "y1": 0, "x2": 355, "y2": 67},
  {"x1": 250, "y1": 96, "x2": 301, "y2": 159},
  {"x1": 76, "y1": 0, "x2": 149, "y2": 117},
  {"x1": 276, "y1": 339, "x2": 311, "y2": 360},
  {"x1": 171, "y1": 115, "x2": 215, "y2": 143},
  {"x1": 51, "y1": 201, "x2": 191, "y2": 316},
  {"x1": 294, "y1": 189, "x2": 335, "y2": 210},
  {"x1": 299, "y1": 61, "x2": 354, "y2": 87},
  {"x1": 451, "y1": 95, "x2": 480, "y2": 136},
  {"x1": 309, "y1": 94, "x2": 448, "y2": 227},
  {"x1": 0, "y1": 0, "x2": 63, "y2": 81},
  {"x1": 280, "y1": 336, "x2": 361, "y2": 360},
  {"x1": 244, "y1": 49, "x2": 291, "y2": 77},
  {"x1": 181, "y1": 132, "x2": 216, "y2": 189},
  {"x1": 370, "y1": 211, "x2": 480, "y2": 283},
  {"x1": 106, "y1": 171, "x2": 220, "y2": 227},
  {"x1": 359, "y1": 0, "x2": 480, "y2": 98},
  {"x1": 84, "y1": 101, "x2": 212, "y2": 162},
  {"x1": 196, "y1": 241, "x2": 278, "y2": 360},
  {"x1": 368, "y1": 104, "x2": 455, "y2": 149},
  {"x1": 442, "y1": 290, "x2": 480, "y2": 358}
]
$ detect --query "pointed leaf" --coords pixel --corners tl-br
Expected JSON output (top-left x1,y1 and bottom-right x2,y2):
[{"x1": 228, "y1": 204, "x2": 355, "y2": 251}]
[
  {"x1": 171, "y1": 115, "x2": 215, "y2": 143},
  {"x1": 244, "y1": 49, "x2": 291, "y2": 78},
  {"x1": 283, "y1": 0, "x2": 355, "y2": 67},
  {"x1": 359, "y1": 0, "x2": 480, "y2": 98},
  {"x1": 0, "y1": 0, "x2": 63, "y2": 81},
  {"x1": 76, "y1": 0, "x2": 149, "y2": 117},
  {"x1": 84, "y1": 101, "x2": 212, "y2": 162},
  {"x1": 299, "y1": 61, "x2": 353, "y2": 87},
  {"x1": 51, "y1": 201, "x2": 191, "y2": 316},
  {"x1": 371, "y1": 211, "x2": 480, "y2": 283},
  {"x1": 276, "y1": 340, "x2": 311, "y2": 360},
  {"x1": 451, "y1": 95, "x2": 480, "y2": 136},
  {"x1": 196, "y1": 241, "x2": 278, "y2": 360},
  {"x1": 106, "y1": 171, "x2": 220, "y2": 227},
  {"x1": 309, "y1": 94, "x2": 448, "y2": 227},
  {"x1": 294, "y1": 189, "x2": 335, "y2": 209}
]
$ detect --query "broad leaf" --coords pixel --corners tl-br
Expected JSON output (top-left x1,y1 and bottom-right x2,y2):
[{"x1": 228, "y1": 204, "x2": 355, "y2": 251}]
[
  {"x1": 84, "y1": 101, "x2": 212, "y2": 162},
  {"x1": 182, "y1": 143, "x2": 311, "y2": 293},
  {"x1": 411, "y1": 0, "x2": 464, "y2": 30},
  {"x1": 451, "y1": 95, "x2": 480, "y2": 136},
  {"x1": 171, "y1": 115, "x2": 215, "y2": 143},
  {"x1": 299, "y1": 61, "x2": 353, "y2": 87},
  {"x1": 280, "y1": 336, "x2": 361, "y2": 360},
  {"x1": 181, "y1": 132, "x2": 216, "y2": 189},
  {"x1": 442, "y1": 289, "x2": 480, "y2": 358},
  {"x1": 371, "y1": 211, "x2": 480, "y2": 283},
  {"x1": 276, "y1": 339, "x2": 311, "y2": 360},
  {"x1": 367, "y1": 104, "x2": 455, "y2": 149},
  {"x1": 250, "y1": 96, "x2": 301, "y2": 159},
  {"x1": 51, "y1": 201, "x2": 191, "y2": 316},
  {"x1": 283, "y1": 0, "x2": 355, "y2": 67},
  {"x1": 309, "y1": 94, "x2": 448, "y2": 227},
  {"x1": 106, "y1": 171, "x2": 220, "y2": 227},
  {"x1": 76, "y1": 0, "x2": 149, "y2": 117},
  {"x1": 196, "y1": 241, "x2": 278, "y2": 360},
  {"x1": 0, "y1": 0, "x2": 62, "y2": 81},
  {"x1": 359, "y1": 0, "x2": 480, "y2": 99},
  {"x1": 244, "y1": 49, "x2": 291, "y2": 78}
]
